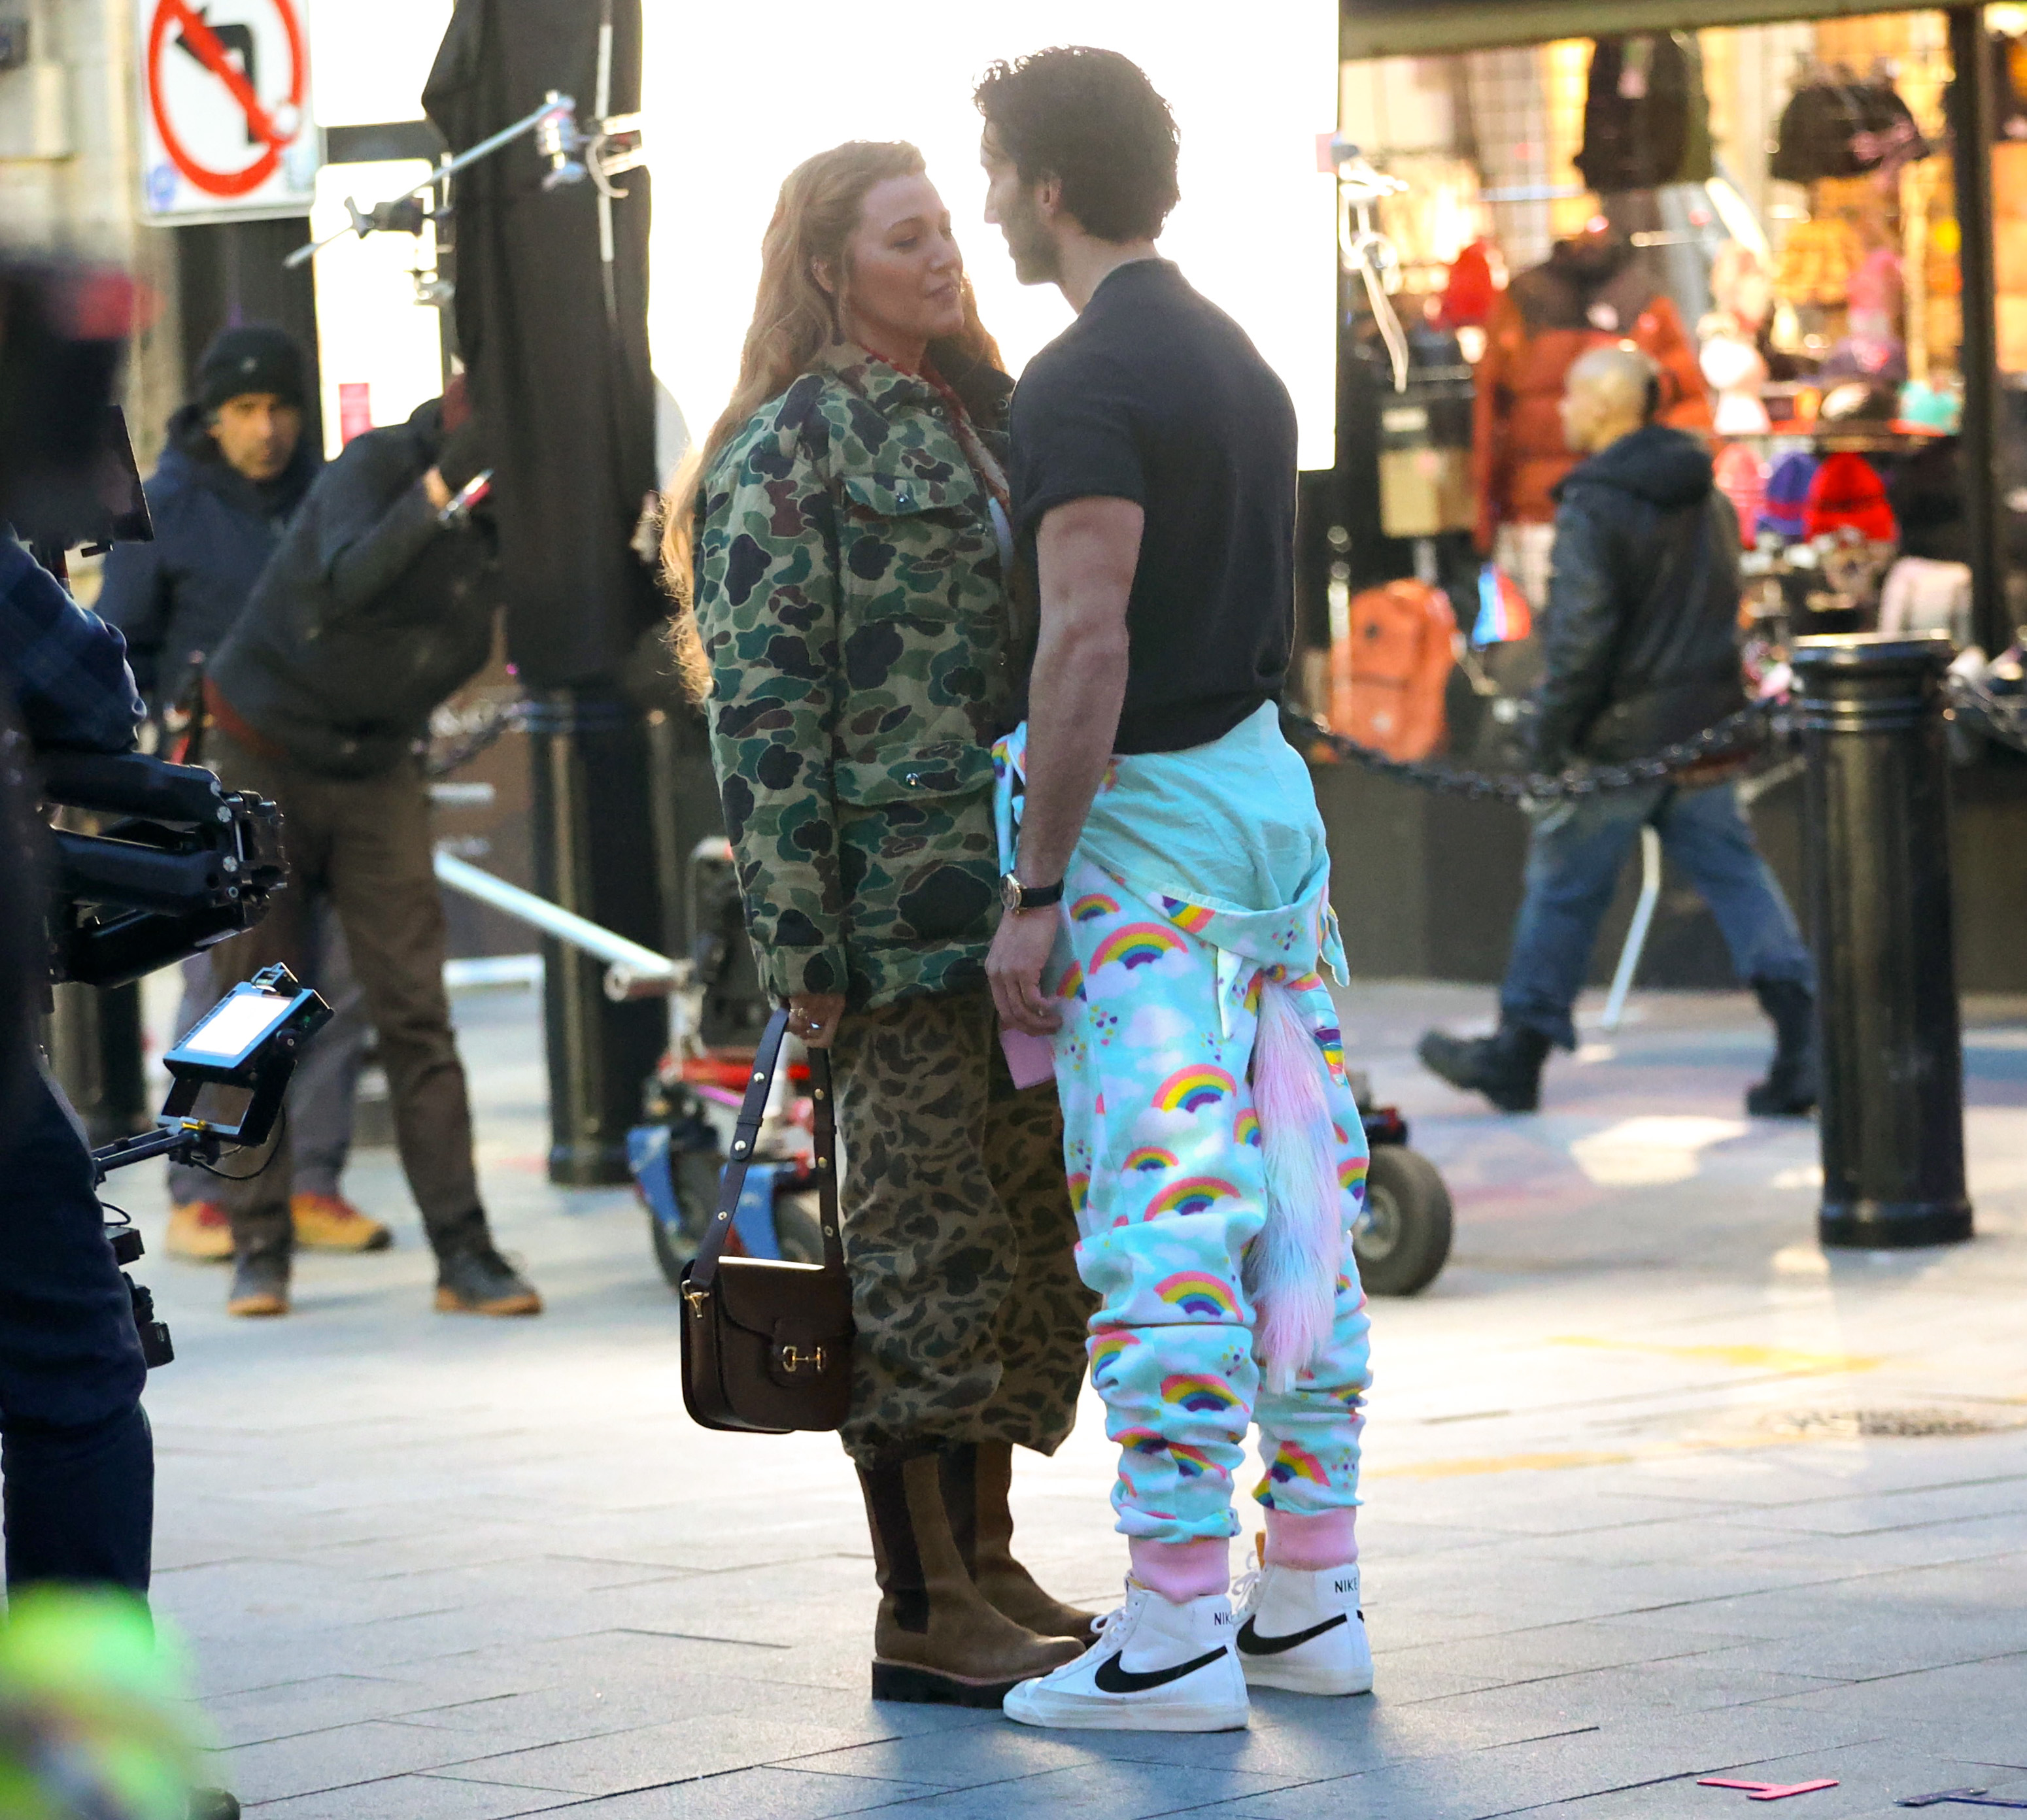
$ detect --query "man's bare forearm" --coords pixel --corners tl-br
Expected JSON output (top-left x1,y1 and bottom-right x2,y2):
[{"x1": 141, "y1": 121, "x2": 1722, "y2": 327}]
[{"x1": 1015, "y1": 615, "x2": 1130, "y2": 885}]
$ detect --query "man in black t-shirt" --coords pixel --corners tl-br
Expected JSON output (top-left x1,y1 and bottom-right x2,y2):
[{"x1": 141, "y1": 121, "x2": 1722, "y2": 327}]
[{"x1": 975, "y1": 47, "x2": 1372, "y2": 1736}]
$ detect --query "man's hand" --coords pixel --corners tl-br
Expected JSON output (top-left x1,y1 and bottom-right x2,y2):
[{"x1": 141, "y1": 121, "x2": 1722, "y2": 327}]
[
  {"x1": 987, "y1": 909, "x2": 1063, "y2": 1036},
  {"x1": 787, "y1": 992, "x2": 845, "y2": 1049}
]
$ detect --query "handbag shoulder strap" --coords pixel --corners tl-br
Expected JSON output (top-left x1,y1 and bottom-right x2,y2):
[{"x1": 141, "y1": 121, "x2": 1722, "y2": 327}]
[{"x1": 686, "y1": 1005, "x2": 842, "y2": 1290}]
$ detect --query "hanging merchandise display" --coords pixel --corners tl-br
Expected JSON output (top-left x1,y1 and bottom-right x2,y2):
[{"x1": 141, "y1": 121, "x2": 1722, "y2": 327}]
[
  {"x1": 1329, "y1": 579, "x2": 1456, "y2": 762},
  {"x1": 1470, "y1": 226, "x2": 1710, "y2": 559}
]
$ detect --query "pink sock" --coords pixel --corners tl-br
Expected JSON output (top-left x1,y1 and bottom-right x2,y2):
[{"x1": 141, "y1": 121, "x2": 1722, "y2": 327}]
[
  {"x1": 1128, "y1": 1536, "x2": 1231, "y2": 1602},
  {"x1": 1263, "y1": 1506, "x2": 1357, "y2": 1570}
]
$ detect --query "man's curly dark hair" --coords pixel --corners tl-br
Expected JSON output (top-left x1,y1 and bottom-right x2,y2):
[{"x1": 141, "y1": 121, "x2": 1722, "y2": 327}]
[{"x1": 974, "y1": 47, "x2": 1180, "y2": 244}]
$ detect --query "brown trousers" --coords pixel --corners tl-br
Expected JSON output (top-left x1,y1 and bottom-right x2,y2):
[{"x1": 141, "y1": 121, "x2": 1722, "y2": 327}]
[{"x1": 202, "y1": 728, "x2": 482, "y2": 1269}]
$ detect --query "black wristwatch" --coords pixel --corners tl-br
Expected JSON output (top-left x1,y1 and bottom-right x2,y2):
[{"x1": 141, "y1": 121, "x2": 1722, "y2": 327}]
[{"x1": 1000, "y1": 871, "x2": 1065, "y2": 915}]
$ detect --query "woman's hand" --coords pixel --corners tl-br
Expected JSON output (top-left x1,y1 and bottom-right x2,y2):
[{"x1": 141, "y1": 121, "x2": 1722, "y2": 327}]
[{"x1": 787, "y1": 993, "x2": 846, "y2": 1049}]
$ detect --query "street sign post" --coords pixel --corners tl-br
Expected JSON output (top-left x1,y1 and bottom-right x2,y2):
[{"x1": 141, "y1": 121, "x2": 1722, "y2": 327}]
[{"x1": 137, "y1": 0, "x2": 320, "y2": 222}]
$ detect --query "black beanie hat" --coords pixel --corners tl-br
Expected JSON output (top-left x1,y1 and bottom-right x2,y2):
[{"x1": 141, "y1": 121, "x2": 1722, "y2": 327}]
[{"x1": 197, "y1": 324, "x2": 307, "y2": 413}]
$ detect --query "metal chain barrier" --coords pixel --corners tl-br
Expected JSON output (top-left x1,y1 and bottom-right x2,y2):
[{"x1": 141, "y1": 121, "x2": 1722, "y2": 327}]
[
  {"x1": 1945, "y1": 673, "x2": 2027, "y2": 758},
  {"x1": 426, "y1": 698, "x2": 532, "y2": 779},
  {"x1": 1280, "y1": 699, "x2": 1782, "y2": 804}
]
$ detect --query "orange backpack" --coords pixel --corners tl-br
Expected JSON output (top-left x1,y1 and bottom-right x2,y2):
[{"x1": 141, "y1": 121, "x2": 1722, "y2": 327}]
[{"x1": 1329, "y1": 579, "x2": 1456, "y2": 761}]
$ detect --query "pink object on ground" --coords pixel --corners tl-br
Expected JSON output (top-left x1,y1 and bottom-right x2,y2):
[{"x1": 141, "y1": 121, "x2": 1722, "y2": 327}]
[
  {"x1": 1128, "y1": 1536, "x2": 1231, "y2": 1602},
  {"x1": 1697, "y1": 1779, "x2": 1839, "y2": 1801},
  {"x1": 1263, "y1": 1506, "x2": 1357, "y2": 1569},
  {"x1": 998, "y1": 1026, "x2": 1056, "y2": 1089}
]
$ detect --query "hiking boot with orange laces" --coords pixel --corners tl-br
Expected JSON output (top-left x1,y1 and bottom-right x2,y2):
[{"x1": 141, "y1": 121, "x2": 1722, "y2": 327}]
[
  {"x1": 290, "y1": 1192, "x2": 392, "y2": 1252},
  {"x1": 165, "y1": 1200, "x2": 234, "y2": 1262}
]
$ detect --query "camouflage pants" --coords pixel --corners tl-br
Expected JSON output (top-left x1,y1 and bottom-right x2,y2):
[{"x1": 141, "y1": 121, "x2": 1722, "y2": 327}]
[{"x1": 830, "y1": 990, "x2": 1093, "y2": 1467}]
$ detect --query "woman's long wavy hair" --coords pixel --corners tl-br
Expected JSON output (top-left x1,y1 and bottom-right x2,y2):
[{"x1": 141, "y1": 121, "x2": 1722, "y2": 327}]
[{"x1": 661, "y1": 141, "x2": 1002, "y2": 700}]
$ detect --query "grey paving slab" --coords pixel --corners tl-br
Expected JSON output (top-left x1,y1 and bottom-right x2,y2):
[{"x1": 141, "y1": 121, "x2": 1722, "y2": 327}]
[{"x1": 122, "y1": 980, "x2": 2027, "y2": 1819}]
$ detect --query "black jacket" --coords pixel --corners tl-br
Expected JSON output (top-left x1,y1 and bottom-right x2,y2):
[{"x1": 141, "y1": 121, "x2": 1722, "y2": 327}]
[
  {"x1": 95, "y1": 405, "x2": 320, "y2": 715},
  {"x1": 207, "y1": 399, "x2": 498, "y2": 779},
  {"x1": 1533, "y1": 422, "x2": 1745, "y2": 769}
]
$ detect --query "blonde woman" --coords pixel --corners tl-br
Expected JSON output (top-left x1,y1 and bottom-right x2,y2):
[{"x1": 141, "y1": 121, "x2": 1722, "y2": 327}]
[{"x1": 664, "y1": 142, "x2": 1091, "y2": 1708}]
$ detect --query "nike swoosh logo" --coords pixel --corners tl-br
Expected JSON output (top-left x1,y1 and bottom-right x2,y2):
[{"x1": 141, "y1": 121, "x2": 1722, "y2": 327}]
[
  {"x1": 1236, "y1": 1613, "x2": 1348, "y2": 1657},
  {"x1": 1092, "y1": 1645, "x2": 1231, "y2": 1693}
]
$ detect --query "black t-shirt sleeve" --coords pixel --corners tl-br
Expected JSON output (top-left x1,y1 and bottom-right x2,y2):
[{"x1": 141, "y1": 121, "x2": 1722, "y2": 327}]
[{"x1": 1010, "y1": 352, "x2": 1146, "y2": 541}]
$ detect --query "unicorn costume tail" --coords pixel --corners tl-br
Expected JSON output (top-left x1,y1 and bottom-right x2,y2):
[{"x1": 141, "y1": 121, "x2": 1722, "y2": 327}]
[{"x1": 1245, "y1": 979, "x2": 1345, "y2": 1390}]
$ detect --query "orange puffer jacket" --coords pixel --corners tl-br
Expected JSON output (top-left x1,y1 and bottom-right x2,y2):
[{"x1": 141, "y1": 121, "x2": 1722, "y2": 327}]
[{"x1": 1473, "y1": 246, "x2": 1712, "y2": 552}]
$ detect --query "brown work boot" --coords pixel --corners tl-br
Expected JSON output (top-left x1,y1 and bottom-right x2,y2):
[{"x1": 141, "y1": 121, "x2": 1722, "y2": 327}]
[
  {"x1": 165, "y1": 1200, "x2": 234, "y2": 1262},
  {"x1": 226, "y1": 1258, "x2": 289, "y2": 1318},
  {"x1": 948, "y1": 1441, "x2": 1099, "y2": 1645},
  {"x1": 291, "y1": 1192, "x2": 393, "y2": 1253},
  {"x1": 859, "y1": 1451, "x2": 1080, "y2": 1706}
]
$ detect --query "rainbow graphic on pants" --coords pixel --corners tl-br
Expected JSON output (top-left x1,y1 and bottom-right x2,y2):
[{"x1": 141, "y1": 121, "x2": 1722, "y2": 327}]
[
  {"x1": 1153, "y1": 1066, "x2": 1235, "y2": 1113},
  {"x1": 1159, "y1": 1373, "x2": 1240, "y2": 1414},
  {"x1": 1159, "y1": 896, "x2": 1215, "y2": 935},
  {"x1": 1165, "y1": 1441, "x2": 1219, "y2": 1479},
  {"x1": 1338, "y1": 1155, "x2": 1367, "y2": 1191},
  {"x1": 1123, "y1": 1145, "x2": 1178, "y2": 1173},
  {"x1": 1146, "y1": 1176, "x2": 1240, "y2": 1218},
  {"x1": 1155, "y1": 1270, "x2": 1239, "y2": 1318},
  {"x1": 1089, "y1": 1332, "x2": 1137, "y2": 1388},
  {"x1": 1070, "y1": 892, "x2": 1119, "y2": 922},
  {"x1": 1268, "y1": 1441, "x2": 1330, "y2": 1488},
  {"x1": 1314, "y1": 1025, "x2": 1346, "y2": 1075},
  {"x1": 1090, "y1": 922, "x2": 1187, "y2": 971},
  {"x1": 1066, "y1": 1172, "x2": 1089, "y2": 1216},
  {"x1": 1054, "y1": 962, "x2": 1085, "y2": 1001},
  {"x1": 1234, "y1": 1109, "x2": 1261, "y2": 1148}
]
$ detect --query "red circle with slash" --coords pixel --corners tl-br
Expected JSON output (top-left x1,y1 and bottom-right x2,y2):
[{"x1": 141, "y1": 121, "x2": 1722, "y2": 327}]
[{"x1": 146, "y1": 0, "x2": 306, "y2": 198}]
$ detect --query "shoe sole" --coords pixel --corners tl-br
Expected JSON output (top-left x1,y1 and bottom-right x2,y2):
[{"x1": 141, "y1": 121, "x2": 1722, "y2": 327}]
[
  {"x1": 226, "y1": 1297, "x2": 288, "y2": 1317},
  {"x1": 168, "y1": 1245, "x2": 235, "y2": 1263},
  {"x1": 1242, "y1": 1662, "x2": 1374, "y2": 1696},
  {"x1": 434, "y1": 1289, "x2": 543, "y2": 1316},
  {"x1": 1000, "y1": 1686, "x2": 1250, "y2": 1731},
  {"x1": 296, "y1": 1232, "x2": 394, "y2": 1253},
  {"x1": 872, "y1": 1660, "x2": 1023, "y2": 1707}
]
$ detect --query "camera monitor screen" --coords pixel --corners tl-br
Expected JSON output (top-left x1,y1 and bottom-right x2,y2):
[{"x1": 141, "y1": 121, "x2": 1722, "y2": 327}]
[{"x1": 177, "y1": 990, "x2": 296, "y2": 1063}]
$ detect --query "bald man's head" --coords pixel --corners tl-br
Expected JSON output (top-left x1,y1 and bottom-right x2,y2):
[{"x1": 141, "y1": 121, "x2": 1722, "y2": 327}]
[{"x1": 1559, "y1": 345, "x2": 1661, "y2": 456}]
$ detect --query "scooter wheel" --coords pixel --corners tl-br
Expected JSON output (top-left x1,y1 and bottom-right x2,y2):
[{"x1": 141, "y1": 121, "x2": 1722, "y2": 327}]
[{"x1": 1354, "y1": 1145, "x2": 1453, "y2": 1296}]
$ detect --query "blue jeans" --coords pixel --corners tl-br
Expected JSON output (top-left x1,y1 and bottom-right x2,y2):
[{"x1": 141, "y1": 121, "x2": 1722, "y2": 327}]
[{"x1": 1500, "y1": 779, "x2": 1814, "y2": 1051}]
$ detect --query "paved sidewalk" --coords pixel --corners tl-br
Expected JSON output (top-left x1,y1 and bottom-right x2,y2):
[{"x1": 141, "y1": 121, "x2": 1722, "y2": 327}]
[{"x1": 127, "y1": 978, "x2": 2027, "y2": 1819}]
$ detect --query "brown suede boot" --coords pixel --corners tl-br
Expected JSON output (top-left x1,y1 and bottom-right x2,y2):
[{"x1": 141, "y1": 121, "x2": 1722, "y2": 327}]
[
  {"x1": 860, "y1": 1452, "x2": 1082, "y2": 1706},
  {"x1": 947, "y1": 1441, "x2": 1100, "y2": 1645}
]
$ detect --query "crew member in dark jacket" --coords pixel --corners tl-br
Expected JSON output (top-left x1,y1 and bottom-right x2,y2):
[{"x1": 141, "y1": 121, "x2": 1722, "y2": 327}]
[
  {"x1": 97, "y1": 324, "x2": 386, "y2": 1266},
  {"x1": 1420, "y1": 346, "x2": 1816, "y2": 1116},
  {"x1": 202, "y1": 382, "x2": 541, "y2": 1319}
]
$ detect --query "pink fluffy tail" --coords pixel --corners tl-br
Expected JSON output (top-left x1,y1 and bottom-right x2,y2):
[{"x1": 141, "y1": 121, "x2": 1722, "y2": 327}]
[{"x1": 1246, "y1": 979, "x2": 1344, "y2": 1391}]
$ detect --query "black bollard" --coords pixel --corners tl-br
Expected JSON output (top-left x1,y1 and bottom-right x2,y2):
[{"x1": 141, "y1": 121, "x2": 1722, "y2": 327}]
[{"x1": 1791, "y1": 633, "x2": 1972, "y2": 1248}]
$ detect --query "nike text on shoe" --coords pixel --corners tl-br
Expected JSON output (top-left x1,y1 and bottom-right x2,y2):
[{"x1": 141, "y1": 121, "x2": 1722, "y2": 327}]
[
  {"x1": 1002, "y1": 1580, "x2": 1249, "y2": 1732},
  {"x1": 1235, "y1": 1560, "x2": 1373, "y2": 1696}
]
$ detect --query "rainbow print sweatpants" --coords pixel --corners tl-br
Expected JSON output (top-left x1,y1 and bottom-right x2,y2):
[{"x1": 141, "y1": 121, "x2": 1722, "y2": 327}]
[{"x1": 1050, "y1": 856, "x2": 1373, "y2": 1543}]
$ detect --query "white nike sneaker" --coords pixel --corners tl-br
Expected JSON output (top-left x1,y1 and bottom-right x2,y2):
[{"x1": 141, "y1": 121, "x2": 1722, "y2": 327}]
[
  {"x1": 1233, "y1": 1559, "x2": 1374, "y2": 1695},
  {"x1": 1002, "y1": 1579, "x2": 1250, "y2": 1732}
]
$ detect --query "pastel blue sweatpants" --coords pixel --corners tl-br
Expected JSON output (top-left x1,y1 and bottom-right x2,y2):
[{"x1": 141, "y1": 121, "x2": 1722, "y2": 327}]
[{"x1": 1050, "y1": 856, "x2": 1373, "y2": 1543}]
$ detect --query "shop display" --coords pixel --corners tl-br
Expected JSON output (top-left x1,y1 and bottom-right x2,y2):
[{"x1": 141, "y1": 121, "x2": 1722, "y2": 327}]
[
  {"x1": 1470, "y1": 227, "x2": 1710, "y2": 562},
  {"x1": 1329, "y1": 579, "x2": 1456, "y2": 762}
]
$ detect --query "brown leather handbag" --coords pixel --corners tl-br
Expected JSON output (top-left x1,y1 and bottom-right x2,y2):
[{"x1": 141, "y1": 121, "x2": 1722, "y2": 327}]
[{"x1": 679, "y1": 1007, "x2": 855, "y2": 1434}]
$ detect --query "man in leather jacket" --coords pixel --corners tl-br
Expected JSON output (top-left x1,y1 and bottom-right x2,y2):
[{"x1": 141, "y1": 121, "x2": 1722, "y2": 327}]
[{"x1": 1420, "y1": 347, "x2": 1816, "y2": 1116}]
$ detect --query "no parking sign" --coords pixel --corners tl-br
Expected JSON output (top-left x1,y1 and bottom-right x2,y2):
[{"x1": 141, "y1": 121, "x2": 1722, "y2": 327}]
[{"x1": 137, "y1": 0, "x2": 320, "y2": 221}]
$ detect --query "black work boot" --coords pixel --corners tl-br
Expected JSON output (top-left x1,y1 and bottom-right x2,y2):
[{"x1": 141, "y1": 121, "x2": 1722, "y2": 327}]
[
  {"x1": 859, "y1": 1451, "x2": 1080, "y2": 1706},
  {"x1": 430, "y1": 1210, "x2": 542, "y2": 1315},
  {"x1": 1417, "y1": 1022, "x2": 1552, "y2": 1113},
  {"x1": 1746, "y1": 977, "x2": 1818, "y2": 1117}
]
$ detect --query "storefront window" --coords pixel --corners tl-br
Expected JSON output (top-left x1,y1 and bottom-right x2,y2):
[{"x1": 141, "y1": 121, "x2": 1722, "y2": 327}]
[{"x1": 1320, "y1": 10, "x2": 2011, "y2": 764}]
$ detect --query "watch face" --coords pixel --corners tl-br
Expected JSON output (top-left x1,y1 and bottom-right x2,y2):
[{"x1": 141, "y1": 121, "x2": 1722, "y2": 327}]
[{"x1": 1001, "y1": 872, "x2": 1022, "y2": 913}]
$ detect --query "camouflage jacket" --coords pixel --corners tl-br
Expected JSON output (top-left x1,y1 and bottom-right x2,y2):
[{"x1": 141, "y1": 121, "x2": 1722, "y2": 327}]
[{"x1": 693, "y1": 343, "x2": 1013, "y2": 1010}]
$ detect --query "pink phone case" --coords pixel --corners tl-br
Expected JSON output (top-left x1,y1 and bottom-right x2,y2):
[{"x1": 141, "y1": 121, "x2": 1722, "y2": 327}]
[{"x1": 999, "y1": 1026, "x2": 1057, "y2": 1088}]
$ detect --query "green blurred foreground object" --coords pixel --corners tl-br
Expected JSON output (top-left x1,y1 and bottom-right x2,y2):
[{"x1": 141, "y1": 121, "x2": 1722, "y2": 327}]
[{"x1": 0, "y1": 1587, "x2": 209, "y2": 1820}]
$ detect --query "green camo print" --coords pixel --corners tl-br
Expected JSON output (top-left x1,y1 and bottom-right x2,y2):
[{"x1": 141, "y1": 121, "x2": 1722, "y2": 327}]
[
  {"x1": 692, "y1": 344, "x2": 1017, "y2": 1011},
  {"x1": 830, "y1": 992, "x2": 1093, "y2": 1466}
]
